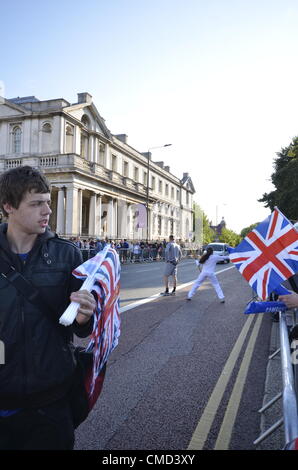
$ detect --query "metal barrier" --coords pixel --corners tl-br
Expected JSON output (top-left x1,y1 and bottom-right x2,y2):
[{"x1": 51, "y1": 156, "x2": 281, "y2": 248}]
[
  {"x1": 254, "y1": 310, "x2": 298, "y2": 448},
  {"x1": 79, "y1": 247, "x2": 196, "y2": 263}
]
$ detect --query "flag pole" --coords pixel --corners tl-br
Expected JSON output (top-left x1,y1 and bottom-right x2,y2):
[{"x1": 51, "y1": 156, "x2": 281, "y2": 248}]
[{"x1": 59, "y1": 244, "x2": 110, "y2": 326}]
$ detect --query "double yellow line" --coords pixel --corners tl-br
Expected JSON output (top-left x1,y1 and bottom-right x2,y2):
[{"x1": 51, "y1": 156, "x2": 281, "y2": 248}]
[{"x1": 187, "y1": 314, "x2": 263, "y2": 450}]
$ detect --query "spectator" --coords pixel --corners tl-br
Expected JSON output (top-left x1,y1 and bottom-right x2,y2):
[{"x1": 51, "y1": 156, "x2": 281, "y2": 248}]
[
  {"x1": 161, "y1": 235, "x2": 182, "y2": 296},
  {"x1": 133, "y1": 242, "x2": 141, "y2": 262},
  {"x1": 0, "y1": 165, "x2": 95, "y2": 450}
]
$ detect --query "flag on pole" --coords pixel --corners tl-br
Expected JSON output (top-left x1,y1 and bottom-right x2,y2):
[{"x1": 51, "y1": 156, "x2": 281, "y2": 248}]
[
  {"x1": 229, "y1": 207, "x2": 298, "y2": 300},
  {"x1": 72, "y1": 246, "x2": 121, "y2": 407}
]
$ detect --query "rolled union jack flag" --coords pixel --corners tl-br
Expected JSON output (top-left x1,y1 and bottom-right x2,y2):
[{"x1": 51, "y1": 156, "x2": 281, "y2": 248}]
[
  {"x1": 229, "y1": 207, "x2": 298, "y2": 300},
  {"x1": 73, "y1": 246, "x2": 121, "y2": 406}
]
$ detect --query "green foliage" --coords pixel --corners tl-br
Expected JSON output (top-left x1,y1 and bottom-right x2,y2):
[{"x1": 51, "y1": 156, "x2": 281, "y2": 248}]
[
  {"x1": 259, "y1": 136, "x2": 298, "y2": 220},
  {"x1": 240, "y1": 223, "x2": 259, "y2": 239},
  {"x1": 203, "y1": 213, "x2": 216, "y2": 244},
  {"x1": 219, "y1": 227, "x2": 241, "y2": 246},
  {"x1": 193, "y1": 202, "x2": 216, "y2": 245}
]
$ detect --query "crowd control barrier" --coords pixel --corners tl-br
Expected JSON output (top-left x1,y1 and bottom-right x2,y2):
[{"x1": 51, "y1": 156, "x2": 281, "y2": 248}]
[
  {"x1": 254, "y1": 309, "x2": 298, "y2": 449},
  {"x1": 79, "y1": 247, "x2": 196, "y2": 263}
]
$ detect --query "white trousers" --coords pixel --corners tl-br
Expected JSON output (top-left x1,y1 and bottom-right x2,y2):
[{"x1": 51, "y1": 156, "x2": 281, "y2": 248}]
[{"x1": 188, "y1": 271, "x2": 225, "y2": 300}]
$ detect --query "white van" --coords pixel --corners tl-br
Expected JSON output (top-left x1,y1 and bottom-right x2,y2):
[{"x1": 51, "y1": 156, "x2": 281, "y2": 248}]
[{"x1": 206, "y1": 242, "x2": 230, "y2": 264}]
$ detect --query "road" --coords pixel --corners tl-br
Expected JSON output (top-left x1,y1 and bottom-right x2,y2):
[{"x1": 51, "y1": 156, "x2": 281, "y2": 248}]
[
  {"x1": 75, "y1": 259, "x2": 273, "y2": 451},
  {"x1": 119, "y1": 258, "x2": 229, "y2": 307}
]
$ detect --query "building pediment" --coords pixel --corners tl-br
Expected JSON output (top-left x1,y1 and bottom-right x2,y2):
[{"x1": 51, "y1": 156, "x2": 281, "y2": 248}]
[
  {"x1": 64, "y1": 100, "x2": 112, "y2": 140},
  {"x1": 0, "y1": 99, "x2": 27, "y2": 118},
  {"x1": 181, "y1": 174, "x2": 195, "y2": 194}
]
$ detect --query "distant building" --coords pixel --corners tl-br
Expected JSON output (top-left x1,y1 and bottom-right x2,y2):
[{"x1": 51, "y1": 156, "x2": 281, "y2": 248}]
[
  {"x1": 210, "y1": 217, "x2": 226, "y2": 240},
  {"x1": 0, "y1": 92, "x2": 195, "y2": 240}
]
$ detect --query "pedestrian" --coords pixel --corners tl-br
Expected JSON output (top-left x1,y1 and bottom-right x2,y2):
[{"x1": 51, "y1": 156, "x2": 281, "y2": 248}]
[
  {"x1": 161, "y1": 235, "x2": 182, "y2": 296},
  {"x1": 0, "y1": 166, "x2": 96, "y2": 450},
  {"x1": 186, "y1": 246, "x2": 229, "y2": 302}
]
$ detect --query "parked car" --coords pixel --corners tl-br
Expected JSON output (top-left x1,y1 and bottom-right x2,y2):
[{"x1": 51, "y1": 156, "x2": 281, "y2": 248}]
[{"x1": 206, "y1": 242, "x2": 230, "y2": 263}]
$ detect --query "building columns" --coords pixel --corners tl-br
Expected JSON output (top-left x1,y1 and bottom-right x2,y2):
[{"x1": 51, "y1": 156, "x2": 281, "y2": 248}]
[
  {"x1": 56, "y1": 187, "x2": 65, "y2": 235},
  {"x1": 95, "y1": 194, "x2": 102, "y2": 237},
  {"x1": 88, "y1": 192, "x2": 97, "y2": 236},
  {"x1": 65, "y1": 185, "x2": 79, "y2": 235}
]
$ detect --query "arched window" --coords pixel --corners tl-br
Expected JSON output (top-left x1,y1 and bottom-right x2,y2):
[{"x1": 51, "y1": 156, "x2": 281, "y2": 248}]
[
  {"x1": 80, "y1": 131, "x2": 88, "y2": 159},
  {"x1": 12, "y1": 126, "x2": 21, "y2": 153},
  {"x1": 42, "y1": 123, "x2": 52, "y2": 153},
  {"x1": 81, "y1": 115, "x2": 90, "y2": 129},
  {"x1": 42, "y1": 123, "x2": 52, "y2": 133},
  {"x1": 65, "y1": 124, "x2": 74, "y2": 153},
  {"x1": 98, "y1": 143, "x2": 105, "y2": 166}
]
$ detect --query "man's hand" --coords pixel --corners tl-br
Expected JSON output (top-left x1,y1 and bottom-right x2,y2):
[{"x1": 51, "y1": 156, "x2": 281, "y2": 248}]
[
  {"x1": 279, "y1": 292, "x2": 298, "y2": 309},
  {"x1": 70, "y1": 289, "x2": 96, "y2": 325}
]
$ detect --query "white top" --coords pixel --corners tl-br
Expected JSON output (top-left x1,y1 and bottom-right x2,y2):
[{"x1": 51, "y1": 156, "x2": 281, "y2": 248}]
[{"x1": 200, "y1": 254, "x2": 229, "y2": 273}]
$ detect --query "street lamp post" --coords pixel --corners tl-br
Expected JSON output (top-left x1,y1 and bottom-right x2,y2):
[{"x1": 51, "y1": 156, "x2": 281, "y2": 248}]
[{"x1": 146, "y1": 144, "x2": 172, "y2": 243}]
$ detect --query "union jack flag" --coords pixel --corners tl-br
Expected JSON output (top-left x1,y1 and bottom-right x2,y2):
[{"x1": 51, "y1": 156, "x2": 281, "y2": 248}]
[
  {"x1": 73, "y1": 246, "x2": 121, "y2": 408},
  {"x1": 229, "y1": 207, "x2": 298, "y2": 300}
]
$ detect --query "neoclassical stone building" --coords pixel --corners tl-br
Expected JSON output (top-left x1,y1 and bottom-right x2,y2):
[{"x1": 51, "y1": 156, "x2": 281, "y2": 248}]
[{"x1": 0, "y1": 92, "x2": 195, "y2": 241}]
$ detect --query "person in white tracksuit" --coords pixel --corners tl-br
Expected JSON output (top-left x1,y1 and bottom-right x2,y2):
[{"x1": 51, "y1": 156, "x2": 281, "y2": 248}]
[{"x1": 187, "y1": 246, "x2": 229, "y2": 302}]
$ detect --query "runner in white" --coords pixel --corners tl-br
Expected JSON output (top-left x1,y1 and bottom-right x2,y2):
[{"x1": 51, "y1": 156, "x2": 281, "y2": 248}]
[{"x1": 187, "y1": 246, "x2": 229, "y2": 302}]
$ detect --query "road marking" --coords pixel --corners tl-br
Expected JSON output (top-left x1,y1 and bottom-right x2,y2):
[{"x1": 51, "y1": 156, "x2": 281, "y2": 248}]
[
  {"x1": 214, "y1": 314, "x2": 263, "y2": 449},
  {"x1": 120, "y1": 265, "x2": 235, "y2": 313},
  {"x1": 187, "y1": 314, "x2": 254, "y2": 450}
]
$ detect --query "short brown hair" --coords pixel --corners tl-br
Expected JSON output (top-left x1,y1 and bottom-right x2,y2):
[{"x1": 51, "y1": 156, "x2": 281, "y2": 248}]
[{"x1": 0, "y1": 166, "x2": 51, "y2": 217}]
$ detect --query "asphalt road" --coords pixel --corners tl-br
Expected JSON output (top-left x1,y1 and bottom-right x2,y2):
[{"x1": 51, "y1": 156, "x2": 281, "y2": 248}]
[
  {"x1": 74, "y1": 260, "x2": 273, "y2": 451},
  {"x1": 119, "y1": 258, "x2": 229, "y2": 307}
]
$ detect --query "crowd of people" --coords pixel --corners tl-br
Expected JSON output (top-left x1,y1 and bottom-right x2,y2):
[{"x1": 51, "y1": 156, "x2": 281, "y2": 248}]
[{"x1": 67, "y1": 236, "x2": 188, "y2": 263}]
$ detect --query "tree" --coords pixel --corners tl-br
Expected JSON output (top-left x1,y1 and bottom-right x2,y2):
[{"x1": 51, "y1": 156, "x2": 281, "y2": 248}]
[
  {"x1": 240, "y1": 223, "x2": 259, "y2": 239},
  {"x1": 219, "y1": 227, "x2": 241, "y2": 246},
  {"x1": 259, "y1": 136, "x2": 298, "y2": 220},
  {"x1": 193, "y1": 202, "x2": 215, "y2": 245}
]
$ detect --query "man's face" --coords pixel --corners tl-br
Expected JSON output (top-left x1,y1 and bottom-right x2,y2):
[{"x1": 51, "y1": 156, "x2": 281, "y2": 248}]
[{"x1": 4, "y1": 191, "x2": 52, "y2": 235}]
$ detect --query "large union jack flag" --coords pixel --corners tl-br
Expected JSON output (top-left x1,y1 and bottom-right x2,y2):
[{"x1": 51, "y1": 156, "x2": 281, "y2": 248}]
[
  {"x1": 229, "y1": 207, "x2": 298, "y2": 300},
  {"x1": 73, "y1": 246, "x2": 121, "y2": 408}
]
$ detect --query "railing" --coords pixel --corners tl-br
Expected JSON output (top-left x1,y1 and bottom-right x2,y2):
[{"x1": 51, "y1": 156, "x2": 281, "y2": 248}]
[{"x1": 254, "y1": 309, "x2": 298, "y2": 449}]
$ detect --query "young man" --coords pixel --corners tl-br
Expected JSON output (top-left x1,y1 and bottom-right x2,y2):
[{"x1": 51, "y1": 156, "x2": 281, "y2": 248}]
[
  {"x1": 161, "y1": 235, "x2": 182, "y2": 296},
  {"x1": 0, "y1": 166, "x2": 96, "y2": 450}
]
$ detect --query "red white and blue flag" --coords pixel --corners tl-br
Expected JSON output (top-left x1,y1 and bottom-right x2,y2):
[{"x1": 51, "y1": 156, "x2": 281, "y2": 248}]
[
  {"x1": 229, "y1": 207, "x2": 298, "y2": 300},
  {"x1": 73, "y1": 246, "x2": 121, "y2": 407}
]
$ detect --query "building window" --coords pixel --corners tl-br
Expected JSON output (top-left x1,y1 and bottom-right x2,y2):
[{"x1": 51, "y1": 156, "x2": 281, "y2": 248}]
[
  {"x1": 112, "y1": 155, "x2": 117, "y2": 172},
  {"x1": 176, "y1": 189, "x2": 179, "y2": 201},
  {"x1": 81, "y1": 115, "x2": 90, "y2": 129},
  {"x1": 151, "y1": 176, "x2": 156, "y2": 191},
  {"x1": 165, "y1": 184, "x2": 169, "y2": 196},
  {"x1": 143, "y1": 171, "x2": 147, "y2": 186},
  {"x1": 134, "y1": 167, "x2": 139, "y2": 182},
  {"x1": 99, "y1": 143, "x2": 105, "y2": 166},
  {"x1": 65, "y1": 124, "x2": 74, "y2": 153},
  {"x1": 186, "y1": 192, "x2": 189, "y2": 205},
  {"x1": 123, "y1": 161, "x2": 129, "y2": 177},
  {"x1": 80, "y1": 132, "x2": 88, "y2": 159},
  {"x1": 12, "y1": 126, "x2": 22, "y2": 153},
  {"x1": 171, "y1": 187, "x2": 174, "y2": 199},
  {"x1": 42, "y1": 123, "x2": 52, "y2": 153},
  {"x1": 159, "y1": 180, "x2": 163, "y2": 194}
]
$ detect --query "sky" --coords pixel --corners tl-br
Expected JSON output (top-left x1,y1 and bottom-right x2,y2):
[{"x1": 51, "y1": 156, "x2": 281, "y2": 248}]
[{"x1": 1, "y1": 0, "x2": 298, "y2": 233}]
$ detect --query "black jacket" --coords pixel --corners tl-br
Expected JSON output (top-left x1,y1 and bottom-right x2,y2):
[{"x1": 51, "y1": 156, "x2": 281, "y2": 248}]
[{"x1": 0, "y1": 224, "x2": 93, "y2": 409}]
